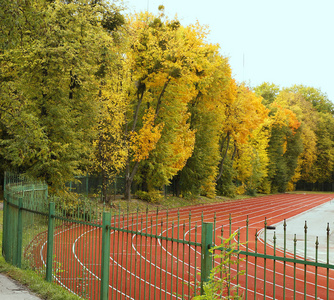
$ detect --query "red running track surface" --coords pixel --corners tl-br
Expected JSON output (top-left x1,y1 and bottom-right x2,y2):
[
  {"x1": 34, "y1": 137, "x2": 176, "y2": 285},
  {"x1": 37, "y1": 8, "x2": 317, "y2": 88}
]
[{"x1": 26, "y1": 193, "x2": 334, "y2": 299}]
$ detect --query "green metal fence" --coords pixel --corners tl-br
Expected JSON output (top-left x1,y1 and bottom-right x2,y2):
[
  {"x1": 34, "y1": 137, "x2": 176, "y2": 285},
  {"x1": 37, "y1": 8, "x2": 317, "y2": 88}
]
[
  {"x1": 3, "y1": 173, "x2": 334, "y2": 299},
  {"x1": 67, "y1": 175, "x2": 126, "y2": 199},
  {"x1": 213, "y1": 216, "x2": 334, "y2": 299},
  {"x1": 2, "y1": 174, "x2": 207, "y2": 299},
  {"x1": 2, "y1": 173, "x2": 49, "y2": 268}
]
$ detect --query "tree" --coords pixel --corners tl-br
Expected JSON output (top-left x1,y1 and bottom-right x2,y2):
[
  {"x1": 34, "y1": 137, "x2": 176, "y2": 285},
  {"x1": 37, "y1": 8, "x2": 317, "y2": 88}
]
[
  {"x1": 90, "y1": 7, "x2": 127, "y2": 203},
  {"x1": 275, "y1": 90, "x2": 318, "y2": 185},
  {"x1": 286, "y1": 86, "x2": 334, "y2": 187},
  {"x1": 215, "y1": 84, "x2": 268, "y2": 196},
  {"x1": 254, "y1": 82, "x2": 280, "y2": 107},
  {"x1": 288, "y1": 85, "x2": 334, "y2": 114},
  {"x1": 234, "y1": 120, "x2": 270, "y2": 195},
  {"x1": 0, "y1": 0, "x2": 124, "y2": 189},
  {"x1": 123, "y1": 10, "x2": 218, "y2": 200},
  {"x1": 172, "y1": 45, "x2": 234, "y2": 198},
  {"x1": 264, "y1": 103, "x2": 303, "y2": 193},
  {"x1": 310, "y1": 112, "x2": 334, "y2": 183}
]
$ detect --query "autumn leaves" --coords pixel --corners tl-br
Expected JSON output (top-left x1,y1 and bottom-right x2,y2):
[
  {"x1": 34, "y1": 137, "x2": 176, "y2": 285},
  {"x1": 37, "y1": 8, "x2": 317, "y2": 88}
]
[{"x1": 0, "y1": 2, "x2": 332, "y2": 200}]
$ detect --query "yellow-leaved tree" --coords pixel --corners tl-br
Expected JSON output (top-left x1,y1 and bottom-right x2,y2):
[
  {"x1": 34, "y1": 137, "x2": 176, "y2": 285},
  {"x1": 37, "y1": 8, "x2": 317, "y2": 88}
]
[
  {"x1": 0, "y1": 0, "x2": 125, "y2": 191},
  {"x1": 215, "y1": 84, "x2": 268, "y2": 196},
  {"x1": 234, "y1": 119, "x2": 271, "y2": 195},
  {"x1": 123, "y1": 9, "x2": 208, "y2": 200},
  {"x1": 175, "y1": 49, "x2": 236, "y2": 198},
  {"x1": 274, "y1": 89, "x2": 318, "y2": 189},
  {"x1": 89, "y1": 5, "x2": 128, "y2": 203},
  {"x1": 262, "y1": 102, "x2": 303, "y2": 193}
]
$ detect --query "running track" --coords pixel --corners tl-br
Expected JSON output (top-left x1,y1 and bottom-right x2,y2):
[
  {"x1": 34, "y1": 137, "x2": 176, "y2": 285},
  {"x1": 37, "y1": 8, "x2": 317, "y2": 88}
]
[{"x1": 25, "y1": 194, "x2": 334, "y2": 299}]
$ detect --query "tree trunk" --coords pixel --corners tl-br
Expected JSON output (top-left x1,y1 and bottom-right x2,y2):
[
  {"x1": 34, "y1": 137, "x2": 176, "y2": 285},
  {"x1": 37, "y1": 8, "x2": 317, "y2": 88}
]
[
  {"x1": 132, "y1": 88, "x2": 145, "y2": 132},
  {"x1": 123, "y1": 78, "x2": 170, "y2": 200},
  {"x1": 231, "y1": 142, "x2": 237, "y2": 164},
  {"x1": 124, "y1": 175, "x2": 132, "y2": 201},
  {"x1": 98, "y1": 132, "x2": 109, "y2": 204},
  {"x1": 172, "y1": 174, "x2": 181, "y2": 197},
  {"x1": 141, "y1": 163, "x2": 149, "y2": 192},
  {"x1": 154, "y1": 78, "x2": 170, "y2": 119},
  {"x1": 216, "y1": 133, "x2": 231, "y2": 182},
  {"x1": 124, "y1": 161, "x2": 140, "y2": 201},
  {"x1": 101, "y1": 169, "x2": 108, "y2": 204}
]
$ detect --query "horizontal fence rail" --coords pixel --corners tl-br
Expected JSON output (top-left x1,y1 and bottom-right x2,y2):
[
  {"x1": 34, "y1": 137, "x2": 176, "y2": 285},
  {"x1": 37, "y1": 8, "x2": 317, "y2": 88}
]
[
  {"x1": 3, "y1": 172, "x2": 334, "y2": 299},
  {"x1": 212, "y1": 216, "x2": 334, "y2": 300}
]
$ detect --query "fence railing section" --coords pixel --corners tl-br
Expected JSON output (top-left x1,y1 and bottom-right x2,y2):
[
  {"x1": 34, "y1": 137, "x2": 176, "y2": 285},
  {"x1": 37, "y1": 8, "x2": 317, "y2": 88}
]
[
  {"x1": 2, "y1": 172, "x2": 48, "y2": 267},
  {"x1": 2, "y1": 174, "x2": 208, "y2": 299},
  {"x1": 3, "y1": 173, "x2": 334, "y2": 299},
  {"x1": 213, "y1": 216, "x2": 334, "y2": 299}
]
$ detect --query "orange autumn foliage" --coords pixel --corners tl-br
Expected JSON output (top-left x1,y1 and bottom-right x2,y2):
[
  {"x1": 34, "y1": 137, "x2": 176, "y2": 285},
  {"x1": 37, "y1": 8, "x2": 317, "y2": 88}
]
[{"x1": 130, "y1": 108, "x2": 164, "y2": 162}]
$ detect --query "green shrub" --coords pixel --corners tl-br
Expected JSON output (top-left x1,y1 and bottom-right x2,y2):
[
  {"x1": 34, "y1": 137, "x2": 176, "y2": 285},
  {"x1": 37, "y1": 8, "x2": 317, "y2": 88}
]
[
  {"x1": 257, "y1": 178, "x2": 271, "y2": 194},
  {"x1": 245, "y1": 186, "x2": 257, "y2": 197},
  {"x1": 53, "y1": 191, "x2": 96, "y2": 220},
  {"x1": 135, "y1": 190, "x2": 163, "y2": 203}
]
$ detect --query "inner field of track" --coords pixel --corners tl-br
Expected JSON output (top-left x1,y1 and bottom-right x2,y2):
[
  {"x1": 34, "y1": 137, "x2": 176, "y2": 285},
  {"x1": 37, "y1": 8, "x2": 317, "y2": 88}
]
[{"x1": 27, "y1": 194, "x2": 334, "y2": 299}]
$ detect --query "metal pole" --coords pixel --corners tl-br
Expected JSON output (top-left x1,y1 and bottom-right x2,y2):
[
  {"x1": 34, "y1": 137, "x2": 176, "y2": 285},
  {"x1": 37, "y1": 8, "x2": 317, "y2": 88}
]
[
  {"x1": 16, "y1": 198, "x2": 23, "y2": 268},
  {"x1": 201, "y1": 222, "x2": 213, "y2": 295},
  {"x1": 100, "y1": 211, "x2": 111, "y2": 300},
  {"x1": 46, "y1": 202, "x2": 55, "y2": 282}
]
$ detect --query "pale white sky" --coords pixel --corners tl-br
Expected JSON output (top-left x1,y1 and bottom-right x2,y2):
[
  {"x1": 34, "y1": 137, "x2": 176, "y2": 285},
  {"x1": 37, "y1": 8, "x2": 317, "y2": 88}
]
[{"x1": 125, "y1": 0, "x2": 334, "y2": 102}]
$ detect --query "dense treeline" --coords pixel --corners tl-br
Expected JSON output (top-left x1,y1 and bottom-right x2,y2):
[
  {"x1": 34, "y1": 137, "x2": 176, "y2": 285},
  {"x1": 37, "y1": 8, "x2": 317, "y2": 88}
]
[{"x1": 1, "y1": 0, "x2": 333, "y2": 201}]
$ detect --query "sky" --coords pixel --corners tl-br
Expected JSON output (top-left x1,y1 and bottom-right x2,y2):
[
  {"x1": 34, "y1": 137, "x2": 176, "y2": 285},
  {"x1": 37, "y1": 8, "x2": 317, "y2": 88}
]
[{"x1": 124, "y1": 0, "x2": 334, "y2": 102}]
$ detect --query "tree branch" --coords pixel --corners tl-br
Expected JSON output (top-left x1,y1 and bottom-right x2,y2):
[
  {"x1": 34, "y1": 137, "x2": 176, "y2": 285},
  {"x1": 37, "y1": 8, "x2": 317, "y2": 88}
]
[
  {"x1": 155, "y1": 77, "x2": 171, "y2": 120},
  {"x1": 231, "y1": 142, "x2": 237, "y2": 163},
  {"x1": 132, "y1": 87, "x2": 144, "y2": 132}
]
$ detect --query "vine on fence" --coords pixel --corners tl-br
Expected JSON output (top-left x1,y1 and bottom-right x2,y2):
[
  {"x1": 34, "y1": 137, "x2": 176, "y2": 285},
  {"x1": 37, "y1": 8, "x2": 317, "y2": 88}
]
[{"x1": 194, "y1": 233, "x2": 245, "y2": 300}]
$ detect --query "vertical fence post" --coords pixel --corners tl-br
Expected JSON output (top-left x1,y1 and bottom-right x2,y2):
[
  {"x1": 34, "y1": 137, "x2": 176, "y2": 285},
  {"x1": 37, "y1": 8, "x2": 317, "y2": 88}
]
[
  {"x1": 2, "y1": 194, "x2": 7, "y2": 258},
  {"x1": 4, "y1": 171, "x2": 7, "y2": 199},
  {"x1": 4, "y1": 193, "x2": 11, "y2": 263},
  {"x1": 16, "y1": 197, "x2": 23, "y2": 268},
  {"x1": 46, "y1": 202, "x2": 55, "y2": 282},
  {"x1": 201, "y1": 222, "x2": 213, "y2": 295},
  {"x1": 2, "y1": 172, "x2": 6, "y2": 258},
  {"x1": 2, "y1": 172, "x2": 7, "y2": 257},
  {"x1": 100, "y1": 211, "x2": 111, "y2": 300}
]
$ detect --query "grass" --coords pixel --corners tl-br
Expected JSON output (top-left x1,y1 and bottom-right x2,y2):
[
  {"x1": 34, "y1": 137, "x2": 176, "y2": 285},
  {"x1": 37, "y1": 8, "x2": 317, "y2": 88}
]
[
  {"x1": 97, "y1": 193, "x2": 257, "y2": 215},
  {"x1": 287, "y1": 190, "x2": 334, "y2": 194}
]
